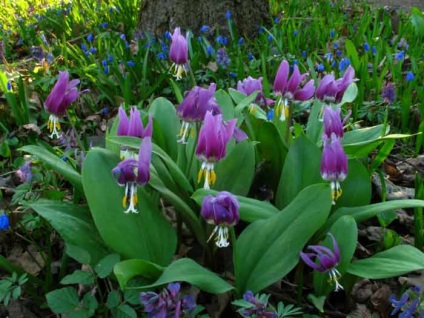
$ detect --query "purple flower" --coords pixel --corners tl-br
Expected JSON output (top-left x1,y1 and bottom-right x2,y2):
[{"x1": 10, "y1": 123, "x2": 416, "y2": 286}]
[
  {"x1": 382, "y1": 83, "x2": 396, "y2": 104},
  {"x1": 201, "y1": 191, "x2": 240, "y2": 247},
  {"x1": 169, "y1": 27, "x2": 188, "y2": 80},
  {"x1": 273, "y1": 60, "x2": 315, "y2": 120},
  {"x1": 323, "y1": 106, "x2": 344, "y2": 138},
  {"x1": 316, "y1": 66, "x2": 356, "y2": 103},
  {"x1": 45, "y1": 71, "x2": 81, "y2": 138},
  {"x1": 321, "y1": 134, "x2": 348, "y2": 204},
  {"x1": 117, "y1": 106, "x2": 152, "y2": 139},
  {"x1": 112, "y1": 137, "x2": 152, "y2": 213},
  {"x1": 237, "y1": 76, "x2": 274, "y2": 107},
  {"x1": 300, "y1": 233, "x2": 343, "y2": 291},
  {"x1": 239, "y1": 291, "x2": 278, "y2": 318},
  {"x1": 16, "y1": 161, "x2": 32, "y2": 183},
  {"x1": 140, "y1": 282, "x2": 196, "y2": 318},
  {"x1": 196, "y1": 111, "x2": 236, "y2": 189},
  {"x1": 389, "y1": 286, "x2": 423, "y2": 317},
  {"x1": 216, "y1": 47, "x2": 230, "y2": 68},
  {"x1": 0, "y1": 214, "x2": 10, "y2": 231},
  {"x1": 177, "y1": 83, "x2": 221, "y2": 143}
]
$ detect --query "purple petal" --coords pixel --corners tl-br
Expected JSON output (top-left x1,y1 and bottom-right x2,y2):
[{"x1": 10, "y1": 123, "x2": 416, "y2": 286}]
[
  {"x1": 117, "y1": 107, "x2": 130, "y2": 136},
  {"x1": 328, "y1": 232, "x2": 340, "y2": 262},
  {"x1": 128, "y1": 107, "x2": 143, "y2": 138},
  {"x1": 286, "y1": 65, "x2": 305, "y2": 95},
  {"x1": 45, "y1": 71, "x2": 69, "y2": 114},
  {"x1": 232, "y1": 127, "x2": 248, "y2": 143},
  {"x1": 273, "y1": 60, "x2": 289, "y2": 94},
  {"x1": 137, "y1": 137, "x2": 152, "y2": 185},
  {"x1": 293, "y1": 79, "x2": 315, "y2": 101},
  {"x1": 299, "y1": 252, "x2": 322, "y2": 272}
]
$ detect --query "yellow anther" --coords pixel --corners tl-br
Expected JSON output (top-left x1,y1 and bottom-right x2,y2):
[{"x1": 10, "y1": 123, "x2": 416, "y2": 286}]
[
  {"x1": 209, "y1": 170, "x2": 217, "y2": 185},
  {"x1": 197, "y1": 169, "x2": 204, "y2": 184},
  {"x1": 122, "y1": 195, "x2": 127, "y2": 208},
  {"x1": 133, "y1": 194, "x2": 138, "y2": 206}
]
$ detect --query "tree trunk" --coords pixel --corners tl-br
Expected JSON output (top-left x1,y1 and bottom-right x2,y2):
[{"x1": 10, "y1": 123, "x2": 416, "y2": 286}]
[{"x1": 137, "y1": 0, "x2": 270, "y2": 38}]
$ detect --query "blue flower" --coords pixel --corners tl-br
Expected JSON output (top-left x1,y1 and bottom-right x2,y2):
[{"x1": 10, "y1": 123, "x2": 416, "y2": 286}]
[
  {"x1": 200, "y1": 25, "x2": 210, "y2": 33},
  {"x1": 206, "y1": 46, "x2": 214, "y2": 56},
  {"x1": 7, "y1": 81, "x2": 12, "y2": 91},
  {"x1": 225, "y1": 10, "x2": 231, "y2": 19},
  {"x1": 267, "y1": 34, "x2": 273, "y2": 42},
  {"x1": 406, "y1": 71, "x2": 414, "y2": 82},
  {"x1": 216, "y1": 35, "x2": 228, "y2": 46},
  {"x1": 164, "y1": 31, "x2": 171, "y2": 39},
  {"x1": 247, "y1": 53, "x2": 254, "y2": 60},
  {"x1": 87, "y1": 33, "x2": 93, "y2": 42},
  {"x1": 238, "y1": 37, "x2": 244, "y2": 45},
  {"x1": 302, "y1": 50, "x2": 307, "y2": 58},
  {"x1": 330, "y1": 29, "x2": 335, "y2": 38},
  {"x1": 157, "y1": 52, "x2": 166, "y2": 60},
  {"x1": 229, "y1": 72, "x2": 236, "y2": 78},
  {"x1": 100, "y1": 22, "x2": 108, "y2": 28},
  {"x1": 339, "y1": 58, "x2": 351, "y2": 71},
  {"x1": 127, "y1": 60, "x2": 135, "y2": 67},
  {"x1": 120, "y1": 34, "x2": 126, "y2": 41},
  {"x1": 317, "y1": 63, "x2": 325, "y2": 72},
  {"x1": 274, "y1": 17, "x2": 279, "y2": 23},
  {"x1": 89, "y1": 47, "x2": 97, "y2": 54},
  {"x1": 372, "y1": 46, "x2": 377, "y2": 55},
  {"x1": 395, "y1": 51, "x2": 405, "y2": 61},
  {"x1": 363, "y1": 42, "x2": 370, "y2": 52},
  {"x1": 0, "y1": 214, "x2": 9, "y2": 231},
  {"x1": 267, "y1": 109, "x2": 274, "y2": 121},
  {"x1": 389, "y1": 286, "x2": 423, "y2": 317},
  {"x1": 240, "y1": 291, "x2": 278, "y2": 318},
  {"x1": 293, "y1": 29, "x2": 298, "y2": 36}
]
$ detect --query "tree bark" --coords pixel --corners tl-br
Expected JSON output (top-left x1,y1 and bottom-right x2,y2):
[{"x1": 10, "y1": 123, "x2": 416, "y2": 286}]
[{"x1": 138, "y1": 0, "x2": 270, "y2": 38}]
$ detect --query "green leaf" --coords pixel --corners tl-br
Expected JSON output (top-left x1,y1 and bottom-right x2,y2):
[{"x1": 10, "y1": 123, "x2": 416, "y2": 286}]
[
  {"x1": 95, "y1": 254, "x2": 121, "y2": 279},
  {"x1": 28, "y1": 200, "x2": 109, "y2": 265},
  {"x1": 337, "y1": 82, "x2": 358, "y2": 106},
  {"x1": 348, "y1": 245, "x2": 424, "y2": 279},
  {"x1": 215, "y1": 89, "x2": 235, "y2": 120},
  {"x1": 46, "y1": 287, "x2": 80, "y2": 314},
  {"x1": 214, "y1": 140, "x2": 255, "y2": 196},
  {"x1": 82, "y1": 148, "x2": 177, "y2": 265},
  {"x1": 106, "y1": 290, "x2": 121, "y2": 309},
  {"x1": 307, "y1": 294, "x2": 326, "y2": 313},
  {"x1": 66, "y1": 244, "x2": 92, "y2": 265},
  {"x1": 192, "y1": 189, "x2": 277, "y2": 223},
  {"x1": 138, "y1": 258, "x2": 234, "y2": 294},
  {"x1": 111, "y1": 304, "x2": 137, "y2": 318},
  {"x1": 61, "y1": 270, "x2": 94, "y2": 285},
  {"x1": 114, "y1": 259, "x2": 164, "y2": 290},
  {"x1": 148, "y1": 97, "x2": 180, "y2": 160},
  {"x1": 276, "y1": 135, "x2": 323, "y2": 209},
  {"x1": 236, "y1": 184, "x2": 332, "y2": 292},
  {"x1": 313, "y1": 216, "x2": 357, "y2": 296},
  {"x1": 20, "y1": 145, "x2": 82, "y2": 191},
  {"x1": 82, "y1": 292, "x2": 98, "y2": 316},
  {"x1": 410, "y1": 8, "x2": 424, "y2": 37},
  {"x1": 345, "y1": 39, "x2": 360, "y2": 70}
]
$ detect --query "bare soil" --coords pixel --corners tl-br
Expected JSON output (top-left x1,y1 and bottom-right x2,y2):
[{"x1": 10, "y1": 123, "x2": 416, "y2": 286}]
[{"x1": 367, "y1": 0, "x2": 424, "y2": 12}]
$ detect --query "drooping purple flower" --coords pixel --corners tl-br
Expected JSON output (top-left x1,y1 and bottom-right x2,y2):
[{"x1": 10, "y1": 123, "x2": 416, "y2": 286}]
[
  {"x1": 239, "y1": 291, "x2": 278, "y2": 318},
  {"x1": 323, "y1": 106, "x2": 344, "y2": 138},
  {"x1": 321, "y1": 134, "x2": 348, "y2": 204},
  {"x1": 16, "y1": 161, "x2": 32, "y2": 183},
  {"x1": 335, "y1": 65, "x2": 356, "y2": 102},
  {"x1": 117, "y1": 106, "x2": 152, "y2": 139},
  {"x1": 0, "y1": 214, "x2": 10, "y2": 231},
  {"x1": 300, "y1": 233, "x2": 343, "y2": 291},
  {"x1": 44, "y1": 71, "x2": 81, "y2": 138},
  {"x1": 316, "y1": 66, "x2": 356, "y2": 104},
  {"x1": 169, "y1": 27, "x2": 188, "y2": 80},
  {"x1": 201, "y1": 191, "x2": 240, "y2": 247},
  {"x1": 140, "y1": 282, "x2": 197, "y2": 318},
  {"x1": 237, "y1": 76, "x2": 274, "y2": 107},
  {"x1": 112, "y1": 137, "x2": 152, "y2": 213},
  {"x1": 176, "y1": 83, "x2": 221, "y2": 143},
  {"x1": 216, "y1": 47, "x2": 230, "y2": 68},
  {"x1": 196, "y1": 111, "x2": 236, "y2": 189},
  {"x1": 273, "y1": 60, "x2": 315, "y2": 120}
]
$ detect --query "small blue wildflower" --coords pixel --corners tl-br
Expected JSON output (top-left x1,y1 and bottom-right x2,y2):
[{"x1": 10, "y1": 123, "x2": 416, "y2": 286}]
[
  {"x1": 157, "y1": 52, "x2": 166, "y2": 60},
  {"x1": 197, "y1": 36, "x2": 203, "y2": 42},
  {"x1": 333, "y1": 41, "x2": 339, "y2": 49},
  {"x1": 120, "y1": 34, "x2": 126, "y2": 41},
  {"x1": 382, "y1": 83, "x2": 396, "y2": 104},
  {"x1": 108, "y1": 54, "x2": 114, "y2": 62},
  {"x1": 267, "y1": 34, "x2": 273, "y2": 42},
  {"x1": 127, "y1": 61, "x2": 135, "y2": 67},
  {"x1": 161, "y1": 41, "x2": 168, "y2": 52},
  {"x1": 395, "y1": 51, "x2": 405, "y2": 61},
  {"x1": 267, "y1": 109, "x2": 274, "y2": 121},
  {"x1": 200, "y1": 25, "x2": 210, "y2": 33},
  {"x1": 61, "y1": 157, "x2": 68, "y2": 162},
  {"x1": 104, "y1": 65, "x2": 109, "y2": 74},
  {"x1": 17, "y1": 39, "x2": 23, "y2": 45},
  {"x1": 238, "y1": 37, "x2": 244, "y2": 45},
  {"x1": 225, "y1": 10, "x2": 232, "y2": 19},
  {"x1": 0, "y1": 215, "x2": 9, "y2": 231},
  {"x1": 389, "y1": 286, "x2": 423, "y2": 318},
  {"x1": 7, "y1": 82, "x2": 12, "y2": 91},
  {"x1": 330, "y1": 29, "x2": 335, "y2": 38},
  {"x1": 102, "y1": 108, "x2": 109, "y2": 115},
  {"x1": 332, "y1": 60, "x2": 337, "y2": 68},
  {"x1": 317, "y1": 63, "x2": 325, "y2": 72},
  {"x1": 258, "y1": 26, "x2": 264, "y2": 33},
  {"x1": 293, "y1": 59, "x2": 298, "y2": 65},
  {"x1": 353, "y1": 24, "x2": 357, "y2": 31},
  {"x1": 89, "y1": 47, "x2": 97, "y2": 54},
  {"x1": 302, "y1": 50, "x2": 307, "y2": 58},
  {"x1": 339, "y1": 58, "x2": 351, "y2": 71},
  {"x1": 324, "y1": 52, "x2": 333, "y2": 62},
  {"x1": 247, "y1": 53, "x2": 254, "y2": 60},
  {"x1": 274, "y1": 17, "x2": 279, "y2": 24},
  {"x1": 206, "y1": 46, "x2": 214, "y2": 56},
  {"x1": 363, "y1": 43, "x2": 370, "y2": 52},
  {"x1": 406, "y1": 71, "x2": 415, "y2": 82},
  {"x1": 216, "y1": 35, "x2": 228, "y2": 46},
  {"x1": 293, "y1": 29, "x2": 298, "y2": 36},
  {"x1": 372, "y1": 46, "x2": 377, "y2": 55},
  {"x1": 81, "y1": 43, "x2": 87, "y2": 52},
  {"x1": 164, "y1": 31, "x2": 171, "y2": 39},
  {"x1": 229, "y1": 72, "x2": 236, "y2": 78},
  {"x1": 87, "y1": 33, "x2": 93, "y2": 42},
  {"x1": 100, "y1": 22, "x2": 108, "y2": 28},
  {"x1": 216, "y1": 47, "x2": 230, "y2": 68},
  {"x1": 240, "y1": 291, "x2": 278, "y2": 318}
]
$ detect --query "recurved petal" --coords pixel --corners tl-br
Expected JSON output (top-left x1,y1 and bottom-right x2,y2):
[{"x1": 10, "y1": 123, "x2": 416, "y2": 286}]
[
  {"x1": 315, "y1": 74, "x2": 335, "y2": 101},
  {"x1": 142, "y1": 115, "x2": 153, "y2": 138},
  {"x1": 299, "y1": 252, "x2": 322, "y2": 272},
  {"x1": 293, "y1": 79, "x2": 315, "y2": 101},
  {"x1": 128, "y1": 107, "x2": 143, "y2": 138},
  {"x1": 137, "y1": 137, "x2": 152, "y2": 185},
  {"x1": 286, "y1": 65, "x2": 305, "y2": 95},
  {"x1": 117, "y1": 106, "x2": 130, "y2": 136}
]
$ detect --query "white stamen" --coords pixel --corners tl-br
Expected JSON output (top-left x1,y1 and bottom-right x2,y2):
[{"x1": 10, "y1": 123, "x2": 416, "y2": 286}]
[
  {"x1": 329, "y1": 268, "x2": 343, "y2": 291},
  {"x1": 124, "y1": 182, "x2": 138, "y2": 214},
  {"x1": 48, "y1": 114, "x2": 62, "y2": 139},
  {"x1": 177, "y1": 122, "x2": 190, "y2": 144}
]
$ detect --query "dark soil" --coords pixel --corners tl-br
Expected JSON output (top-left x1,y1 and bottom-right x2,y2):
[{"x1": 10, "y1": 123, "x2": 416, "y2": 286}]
[{"x1": 368, "y1": 0, "x2": 424, "y2": 12}]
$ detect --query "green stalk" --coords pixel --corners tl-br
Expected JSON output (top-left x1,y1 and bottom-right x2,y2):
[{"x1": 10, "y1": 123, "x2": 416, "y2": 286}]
[{"x1": 414, "y1": 173, "x2": 424, "y2": 250}]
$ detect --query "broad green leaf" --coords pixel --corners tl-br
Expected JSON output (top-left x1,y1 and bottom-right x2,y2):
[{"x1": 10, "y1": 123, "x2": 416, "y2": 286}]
[
  {"x1": 29, "y1": 200, "x2": 108, "y2": 265},
  {"x1": 66, "y1": 244, "x2": 92, "y2": 265},
  {"x1": 46, "y1": 287, "x2": 80, "y2": 314},
  {"x1": 276, "y1": 135, "x2": 322, "y2": 209},
  {"x1": 192, "y1": 189, "x2": 277, "y2": 223},
  {"x1": 335, "y1": 159, "x2": 371, "y2": 208},
  {"x1": 325, "y1": 199, "x2": 424, "y2": 233},
  {"x1": 306, "y1": 100, "x2": 324, "y2": 144},
  {"x1": 114, "y1": 259, "x2": 164, "y2": 290},
  {"x1": 345, "y1": 39, "x2": 360, "y2": 70},
  {"x1": 137, "y1": 258, "x2": 234, "y2": 294},
  {"x1": 348, "y1": 245, "x2": 424, "y2": 279},
  {"x1": 337, "y1": 82, "x2": 358, "y2": 106},
  {"x1": 95, "y1": 254, "x2": 121, "y2": 279},
  {"x1": 215, "y1": 89, "x2": 235, "y2": 120},
  {"x1": 111, "y1": 304, "x2": 137, "y2": 318},
  {"x1": 82, "y1": 148, "x2": 177, "y2": 265},
  {"x1": 313, "y1": 216, "x2": 357, "y2": 296},
  {"x1": 148, "y1": 97, "x2": 180, "y2": 160},
  {"x1": 236, "y1": 184, "x2": 332, "y2": 292},
  {"x1": 106, "y1": 290, "x2": 121, "y2": 309},
  {"x1": 61, "y1": 270, "x2": 94, "y2": 285},
  {"x1": 214, "y1": 140, "x2": 255, "y2": 196},
  {"x1": 411, "y1": 8, "x2": 424, "y2": 37},
  {"x1": 20, "y1": 145, "x2": 82, "y2": 191}
]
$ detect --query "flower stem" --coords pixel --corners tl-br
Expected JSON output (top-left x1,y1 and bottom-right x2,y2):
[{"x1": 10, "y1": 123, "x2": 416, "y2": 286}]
[{"x1": 66, "y1": 111, "x2": 85, "y2": 151}]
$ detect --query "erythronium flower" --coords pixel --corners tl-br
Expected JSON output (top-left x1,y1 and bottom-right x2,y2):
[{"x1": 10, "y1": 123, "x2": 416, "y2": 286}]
[
  {"x1": 196, "y1": 111, "x2": 236, "y2": 190},
  {"x1": 316, "y1": 66, "x2": 356, "y2": 104},
  {"x1": 140, "y1": 282, "x2": 196, "y2": 318},
  {"x1": 323, "y1": 106, "x2": 344, "y2": 138},
  {"x1": 201, "y1": 191, "x2": 240, "y2": 248},
  {"x1": 176, "y1": 83, "x2": 221, "y2": 143},
  {"x1": 321, "y1": 134, "x2": 348, "y2": 204},
  {"x1": 237, "y1": 76, "x2": 274, "y2": 111},
  {"x1": 112, "y1": 137, "x2": 152, "y2": 213},
  {"x1": 273, "y1": 60, "x2": 315, "y2": 121},
  {"x1": 300, "y1": 233, "x2": 343, "y2": 292},
  {"x1": 44, "y1": 71, "x2": 81, "y2": 138},
  {"x1": 169, "y1": 27, "x2": 188, "y2": 80}
]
